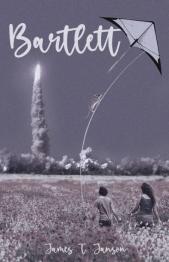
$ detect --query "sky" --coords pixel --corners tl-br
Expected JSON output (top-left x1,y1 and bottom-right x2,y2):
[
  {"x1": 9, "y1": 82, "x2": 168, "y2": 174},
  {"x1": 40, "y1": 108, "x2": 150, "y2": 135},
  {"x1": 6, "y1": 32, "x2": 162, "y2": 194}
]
[{"x1": 0, "y1": 0, "x2": 169, "y2": 161}]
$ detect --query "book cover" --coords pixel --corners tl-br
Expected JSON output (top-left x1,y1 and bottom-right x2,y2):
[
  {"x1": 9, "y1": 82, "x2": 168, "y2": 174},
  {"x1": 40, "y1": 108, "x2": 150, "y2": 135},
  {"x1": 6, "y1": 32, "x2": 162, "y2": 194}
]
[{"x1": 0, "y1": 0, "x2": 168, "y2": 261}]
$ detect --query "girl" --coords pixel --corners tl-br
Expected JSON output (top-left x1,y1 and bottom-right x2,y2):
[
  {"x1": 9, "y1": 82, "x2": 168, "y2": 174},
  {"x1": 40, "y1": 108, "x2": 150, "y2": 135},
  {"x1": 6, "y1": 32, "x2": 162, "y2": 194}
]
[{"x1": 130, "y1": 183, "x2": 160, "y2": 227}]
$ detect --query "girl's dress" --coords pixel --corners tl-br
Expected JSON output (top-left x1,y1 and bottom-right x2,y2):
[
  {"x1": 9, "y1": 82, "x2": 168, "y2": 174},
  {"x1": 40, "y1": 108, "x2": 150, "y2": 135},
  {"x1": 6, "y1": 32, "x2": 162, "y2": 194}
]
[{"x1": 135, "y1": 194, "x2": 154, "y2": 227}]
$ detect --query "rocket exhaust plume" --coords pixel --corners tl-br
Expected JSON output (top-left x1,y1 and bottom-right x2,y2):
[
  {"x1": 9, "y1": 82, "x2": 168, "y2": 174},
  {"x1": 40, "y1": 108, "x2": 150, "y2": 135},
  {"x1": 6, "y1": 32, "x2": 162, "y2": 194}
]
[
  {"x1": 34, "y1": 64, "x2": 41, "y2": 83},
  {"x1": 31, "y1": 63, "x2": 50, "y2": 158}
]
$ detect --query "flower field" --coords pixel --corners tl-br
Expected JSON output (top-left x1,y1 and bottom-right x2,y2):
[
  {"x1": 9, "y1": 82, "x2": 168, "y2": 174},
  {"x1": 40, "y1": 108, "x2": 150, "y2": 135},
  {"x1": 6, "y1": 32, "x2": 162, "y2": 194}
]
[{"x1": 0, "y1": 175, "x2": 168, "y2": 261}]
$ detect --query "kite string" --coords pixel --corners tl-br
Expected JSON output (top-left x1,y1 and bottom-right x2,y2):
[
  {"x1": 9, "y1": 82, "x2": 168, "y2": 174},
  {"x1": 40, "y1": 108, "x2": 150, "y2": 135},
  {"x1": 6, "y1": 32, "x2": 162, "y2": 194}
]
[
  {"x1": 99, "y1": 51, "x2": 144, "y2": 103},
  {"x1": 80, "y1": 50, "x2": 144, "y2": 203},
  {"x1": 108, "y1": 47, "x2": 131, "y2": 72},
  {"x1": 85, "y1": 47, "x2": 131, "y2": 120},
  {"x1": 80, "y1": 111, "x2": 95, "y2": 203}
]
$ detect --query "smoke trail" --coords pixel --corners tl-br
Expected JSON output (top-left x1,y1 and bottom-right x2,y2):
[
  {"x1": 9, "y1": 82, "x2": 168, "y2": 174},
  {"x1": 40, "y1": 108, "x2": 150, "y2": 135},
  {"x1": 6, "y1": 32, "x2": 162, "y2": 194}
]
[{"x1": 80, "y1": 51, "x2": 144, "y2": 203}]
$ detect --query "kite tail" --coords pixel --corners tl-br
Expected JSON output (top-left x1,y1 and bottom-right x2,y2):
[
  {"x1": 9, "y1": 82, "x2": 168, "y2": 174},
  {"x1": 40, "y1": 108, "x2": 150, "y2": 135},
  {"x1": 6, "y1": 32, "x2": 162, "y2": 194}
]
[
  {"x1": 108, "y1": 47, "x2": 131, "y2": 73},
  {"x1": 80, "y1": 51, "x2": 144, "y2": 204}
]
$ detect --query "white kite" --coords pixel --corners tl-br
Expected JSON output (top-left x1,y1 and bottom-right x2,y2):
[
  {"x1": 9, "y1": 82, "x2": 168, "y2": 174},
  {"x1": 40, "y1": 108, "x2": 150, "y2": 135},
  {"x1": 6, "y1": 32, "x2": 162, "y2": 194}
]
[{"x1": 103, "y1": 17, "x2": 161, "y2": 73}]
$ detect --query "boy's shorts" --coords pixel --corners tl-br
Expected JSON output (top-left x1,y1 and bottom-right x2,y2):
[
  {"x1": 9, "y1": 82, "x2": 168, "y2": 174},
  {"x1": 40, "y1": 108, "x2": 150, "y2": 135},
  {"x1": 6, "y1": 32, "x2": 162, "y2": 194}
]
[{"x1": 99, "y1": 220, "x2": 111, "y2": 227}]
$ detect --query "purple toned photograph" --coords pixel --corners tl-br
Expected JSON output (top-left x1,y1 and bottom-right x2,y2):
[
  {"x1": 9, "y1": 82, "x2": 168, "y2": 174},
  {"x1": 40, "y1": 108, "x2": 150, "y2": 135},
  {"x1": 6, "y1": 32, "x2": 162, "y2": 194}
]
[{"x1": 0, "y1": 0, "x2": 168, "y2": 261}]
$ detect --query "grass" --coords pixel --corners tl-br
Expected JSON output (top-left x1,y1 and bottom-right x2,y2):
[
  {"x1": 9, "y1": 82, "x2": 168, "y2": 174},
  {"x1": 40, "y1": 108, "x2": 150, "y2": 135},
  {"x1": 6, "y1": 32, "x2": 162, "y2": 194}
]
[{"x1": 0, "y1": 175, "x2": 168, "y2": 261}]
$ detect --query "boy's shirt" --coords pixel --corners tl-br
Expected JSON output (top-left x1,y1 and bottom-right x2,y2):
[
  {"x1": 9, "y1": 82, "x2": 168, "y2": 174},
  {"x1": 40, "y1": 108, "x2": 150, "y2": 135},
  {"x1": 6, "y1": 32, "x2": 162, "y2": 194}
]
[{"x1": 94, "y1": 196, "x2": 113, "y2": 221}]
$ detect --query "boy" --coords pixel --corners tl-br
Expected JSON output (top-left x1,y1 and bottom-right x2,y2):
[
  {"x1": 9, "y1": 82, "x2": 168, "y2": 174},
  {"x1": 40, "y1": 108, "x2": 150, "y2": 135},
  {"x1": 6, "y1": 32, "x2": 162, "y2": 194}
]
[{"x1": 93, "y1": 186, "x2": 119, "y2": 227}]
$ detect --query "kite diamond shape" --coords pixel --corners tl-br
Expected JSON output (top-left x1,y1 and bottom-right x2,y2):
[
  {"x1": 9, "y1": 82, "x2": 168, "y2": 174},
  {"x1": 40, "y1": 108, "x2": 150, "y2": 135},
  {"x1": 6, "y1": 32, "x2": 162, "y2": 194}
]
[{"x1": 102, "y1": 17, "x2": 161, "y2": 73}]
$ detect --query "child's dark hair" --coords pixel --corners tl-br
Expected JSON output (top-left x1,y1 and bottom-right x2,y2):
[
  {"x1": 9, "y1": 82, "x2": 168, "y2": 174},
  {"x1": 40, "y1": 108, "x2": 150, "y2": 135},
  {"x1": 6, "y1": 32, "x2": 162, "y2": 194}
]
[
  {"x1": 141, "y1": 183, "x2": 156, "y2": 207},
  {"x1": 99, "y1": 186, "x2": 108, "y2": 196}
]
